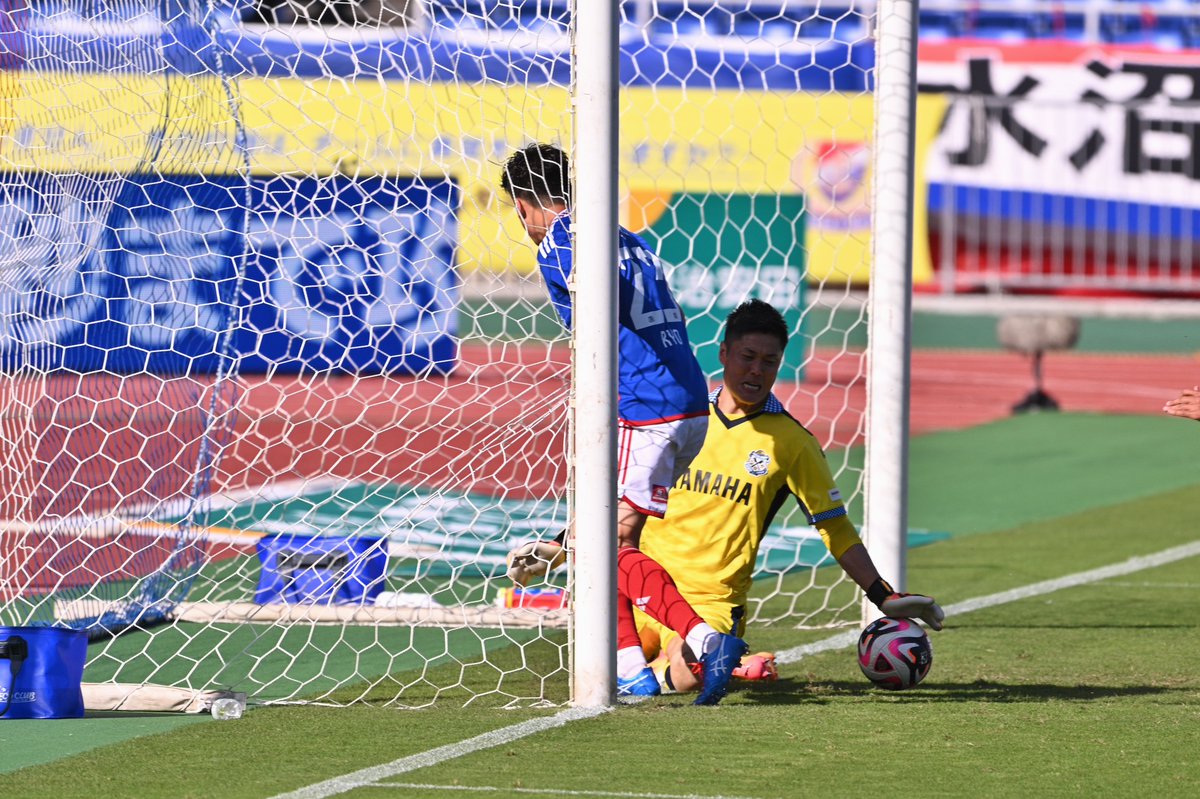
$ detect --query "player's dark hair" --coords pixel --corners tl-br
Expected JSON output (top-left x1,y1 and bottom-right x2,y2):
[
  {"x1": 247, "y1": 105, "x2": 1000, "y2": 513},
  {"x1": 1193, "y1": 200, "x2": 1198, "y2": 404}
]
[
  {"x1": 723, "y1": 298, "x2": 789, "y2": 350},
  {"x1": 500, "y1": 143, "x2": 572, "y2": 207}
]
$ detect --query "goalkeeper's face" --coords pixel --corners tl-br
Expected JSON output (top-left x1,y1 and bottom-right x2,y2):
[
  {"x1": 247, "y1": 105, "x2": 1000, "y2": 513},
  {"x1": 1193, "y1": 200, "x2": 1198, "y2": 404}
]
[{"x1": 718, "y1": 333, "x2": 783, "y2": 413}]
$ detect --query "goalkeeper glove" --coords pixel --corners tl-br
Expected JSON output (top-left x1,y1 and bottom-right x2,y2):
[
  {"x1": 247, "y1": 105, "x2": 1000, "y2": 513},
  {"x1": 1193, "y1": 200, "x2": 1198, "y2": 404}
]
[
  {"x1": 866, "y1": 577, "x2": 945, "y2": 631},
  {"x1": 506, "y1": 540, "x2": 566, "y2": 586}
]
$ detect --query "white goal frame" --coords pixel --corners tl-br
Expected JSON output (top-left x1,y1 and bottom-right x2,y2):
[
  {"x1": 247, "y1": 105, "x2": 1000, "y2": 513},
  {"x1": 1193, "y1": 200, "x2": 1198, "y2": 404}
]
[
  {"x1": 0, "y1": 1, "x2": 918, "y2": 713},
  {"x1": 864, "y1": 0, "x2": 918, "y2": 610},
  {"x1": 570, "y1": 0, "x2": 918, "y2": 704},
  {"x1": 571, "y1": 0, "x2": 620, "y2": 708}
]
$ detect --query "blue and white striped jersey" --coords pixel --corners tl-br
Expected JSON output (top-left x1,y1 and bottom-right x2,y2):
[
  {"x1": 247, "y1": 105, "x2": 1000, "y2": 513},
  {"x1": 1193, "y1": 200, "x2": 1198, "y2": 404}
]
[{"x1": 537, "y1": 211, "x2": 709, "y2": 423}]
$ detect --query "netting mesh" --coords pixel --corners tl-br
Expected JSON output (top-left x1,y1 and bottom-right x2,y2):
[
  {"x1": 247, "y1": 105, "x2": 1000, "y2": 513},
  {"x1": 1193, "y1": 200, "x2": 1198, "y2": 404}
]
[
  {"x1": 0, "y1": 1, "x2": 246, "y2": 636},
  {"x1": 0, "y1": 0, "x2": 882, "y2": 709}
]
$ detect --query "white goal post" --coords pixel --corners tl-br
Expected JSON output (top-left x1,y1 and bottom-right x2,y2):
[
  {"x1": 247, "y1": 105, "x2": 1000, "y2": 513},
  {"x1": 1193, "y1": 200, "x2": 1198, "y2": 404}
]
[
  {"x1": 571, "y1": 0, "x2": 619, "y2": 708},
  {"x1": 0, "y1": 0, "x2": 912, "y2": 712},
  {"x1": 864, "y1": 0, "x2": 917, "y2": 605},
  {"x1": 570, "y1": 0, "x2": 918, "y2": 698}
]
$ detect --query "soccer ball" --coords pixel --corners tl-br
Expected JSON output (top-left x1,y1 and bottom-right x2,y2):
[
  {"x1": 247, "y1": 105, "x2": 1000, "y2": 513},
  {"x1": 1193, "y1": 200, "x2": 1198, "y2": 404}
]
[{"x1": 857, "y1": 616, "x2": 933, "y2": 690}]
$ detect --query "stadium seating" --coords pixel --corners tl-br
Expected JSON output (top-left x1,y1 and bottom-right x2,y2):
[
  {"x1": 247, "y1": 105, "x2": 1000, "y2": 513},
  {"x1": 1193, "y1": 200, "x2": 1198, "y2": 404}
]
[
  {"x1": 968, "y1": 11, "x2": 1039, "y2": 42},
  {"x1": 226, "y1": 1, "x2": 1200, "y2": 53}
]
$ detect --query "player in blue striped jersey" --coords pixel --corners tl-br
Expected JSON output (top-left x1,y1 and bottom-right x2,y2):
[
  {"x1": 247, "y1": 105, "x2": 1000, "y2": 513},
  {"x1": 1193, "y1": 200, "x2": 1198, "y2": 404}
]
[
  {"x1": 501, "y1": 143, "x2": 747, "y2": 704},
  {"x1": 534, "y1": 204, "x2": 709, "y2": 426}
]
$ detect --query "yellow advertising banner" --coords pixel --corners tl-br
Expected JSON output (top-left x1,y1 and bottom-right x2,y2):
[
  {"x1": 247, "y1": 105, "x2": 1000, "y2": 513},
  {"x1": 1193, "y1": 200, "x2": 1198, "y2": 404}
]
[{"x1": 0, "y1": 72, "x2": 944, "y2": 283}]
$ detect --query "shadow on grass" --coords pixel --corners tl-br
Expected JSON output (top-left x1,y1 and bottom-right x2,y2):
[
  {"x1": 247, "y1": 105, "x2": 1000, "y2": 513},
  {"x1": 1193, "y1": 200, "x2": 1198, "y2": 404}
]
[
  {"x1": 81, "y1": 711, "x2": 202, "y2": 720},
  {"x1": 948, "y1": 623, "x2": 1198, "y2": 630},
  {"x1": 732, "y1": 678, "x2": 1187, "y2": 705}
]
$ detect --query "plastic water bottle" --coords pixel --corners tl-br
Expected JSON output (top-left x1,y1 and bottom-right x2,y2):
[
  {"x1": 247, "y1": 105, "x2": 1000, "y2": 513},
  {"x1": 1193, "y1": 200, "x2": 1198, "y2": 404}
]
[{"x1": 210, "y1": 697, "x2": 245, "y2": 720}]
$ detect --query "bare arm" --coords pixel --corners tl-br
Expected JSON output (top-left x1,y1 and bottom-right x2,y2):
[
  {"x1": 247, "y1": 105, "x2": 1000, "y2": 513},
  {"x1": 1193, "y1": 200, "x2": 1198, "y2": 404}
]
[
  {"x1": 616, "y1": 499, "x2": 647, "y2": 549},
  {"x1": 835, "y1": 542, "x2": 884, "y2": 592},
  {"x1": 836, "y1": 541, "x2": 946, "y2": 630}
]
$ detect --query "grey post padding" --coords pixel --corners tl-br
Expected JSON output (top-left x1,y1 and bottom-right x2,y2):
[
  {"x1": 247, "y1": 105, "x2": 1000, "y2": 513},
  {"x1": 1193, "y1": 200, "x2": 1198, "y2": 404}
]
[{"x1": 82, "y1": 683, "x2": 247, "y2": 714}]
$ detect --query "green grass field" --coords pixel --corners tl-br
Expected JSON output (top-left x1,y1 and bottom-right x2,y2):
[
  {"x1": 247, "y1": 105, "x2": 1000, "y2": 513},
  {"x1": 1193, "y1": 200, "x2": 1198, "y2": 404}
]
[{"x1": 3, "y1": 412, "x2": 1199, "y2": 798}]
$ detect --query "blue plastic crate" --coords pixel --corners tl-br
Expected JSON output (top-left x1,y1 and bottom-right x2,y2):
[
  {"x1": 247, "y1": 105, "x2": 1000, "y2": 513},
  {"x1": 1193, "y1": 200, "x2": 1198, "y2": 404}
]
[{"x1": 255, "y1": 533, "x2": 389, "y2": 605}]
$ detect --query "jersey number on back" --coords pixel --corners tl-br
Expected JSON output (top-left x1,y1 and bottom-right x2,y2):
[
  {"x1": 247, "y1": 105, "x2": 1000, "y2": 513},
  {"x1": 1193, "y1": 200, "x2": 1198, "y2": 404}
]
[{"x1": 628, "y1": 262, "x2": 682, "y2": 331}]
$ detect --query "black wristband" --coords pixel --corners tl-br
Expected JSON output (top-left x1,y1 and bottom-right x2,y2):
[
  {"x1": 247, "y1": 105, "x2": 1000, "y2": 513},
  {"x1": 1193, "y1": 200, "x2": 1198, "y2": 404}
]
[
  {"x1": 866, "y1": 577, "x2": 895, "y2": 608},
  {"x1": 552, "y1": 529, "x2": 567, "y2": 547}
]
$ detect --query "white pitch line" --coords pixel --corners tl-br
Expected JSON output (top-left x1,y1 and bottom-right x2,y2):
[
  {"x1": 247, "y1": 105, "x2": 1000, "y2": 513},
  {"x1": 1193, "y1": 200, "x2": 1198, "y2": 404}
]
[
  {"x1": 1099, "y1": 581, "x2": 1200, "y2": 589},
  {"x1": 773, "y1": 629, "x2": 860, "y2": 664},
  {"x1": 940, "y1": 539, "x2": 1200, "y2": 617},
  {"x1": 268, "y1": 706, "x2": 611, "y2": 799},
  {"x1": 775, "y1": 539, "x2": 1200, "y2": 665},
  {"x1": 277, "y1": 539, "x2": 1200, "y2": 799},
  {"x1": 370, "y1": 783, "x2": 766, "y2": 799}
]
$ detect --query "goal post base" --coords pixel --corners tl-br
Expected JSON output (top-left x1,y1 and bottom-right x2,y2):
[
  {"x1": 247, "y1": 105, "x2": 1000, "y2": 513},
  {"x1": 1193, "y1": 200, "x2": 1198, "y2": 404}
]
[
  {"x1": 53, "y1": 598, "x2": 571, "y2": 630},
  {"x1": 170, "y1": 601, "x2": 570, "y2": 629},
  {"x1": 81, "y1": 683, "x2": 246, "y2": 714}
]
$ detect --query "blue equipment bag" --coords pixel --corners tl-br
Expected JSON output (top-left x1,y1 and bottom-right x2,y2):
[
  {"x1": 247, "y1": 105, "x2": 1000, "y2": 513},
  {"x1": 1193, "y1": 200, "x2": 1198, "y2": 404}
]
[
  {"x1": 0, "y1": 626, "x2": 88, "y2": 720},
  {"x1": 254, "y1": 534, "x2": 388, "y2": 605}
]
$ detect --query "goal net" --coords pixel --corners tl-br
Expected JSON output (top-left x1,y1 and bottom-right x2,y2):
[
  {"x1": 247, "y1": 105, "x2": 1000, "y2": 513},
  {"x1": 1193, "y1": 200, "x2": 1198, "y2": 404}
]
[
  {"x1": 0, "y1": 1, "x2": 248, "y2": 644},
  {"x1": 0, "y1": 0, "x2": 893, "y2": 710}
]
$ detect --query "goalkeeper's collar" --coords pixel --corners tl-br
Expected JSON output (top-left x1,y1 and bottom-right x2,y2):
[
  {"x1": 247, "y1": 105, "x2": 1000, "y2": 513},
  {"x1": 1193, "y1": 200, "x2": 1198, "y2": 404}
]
[{"x1": 707, "y1": 386, "x2": 784, "y2": 415}]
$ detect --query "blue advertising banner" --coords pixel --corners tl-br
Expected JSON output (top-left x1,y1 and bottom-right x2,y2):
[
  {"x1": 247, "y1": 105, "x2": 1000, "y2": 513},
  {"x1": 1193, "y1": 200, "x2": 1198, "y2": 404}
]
[{"x1": 0, "y1": 173, "x2": 459, "y2": 375}]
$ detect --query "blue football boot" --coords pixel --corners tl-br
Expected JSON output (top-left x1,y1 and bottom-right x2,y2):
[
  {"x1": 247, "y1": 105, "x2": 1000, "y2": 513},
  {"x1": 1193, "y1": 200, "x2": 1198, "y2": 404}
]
[
  {"x1": 694, "y1": 633, "x2": 749, "y2": 706},
  {"x1": 617, "y1": 666, "x2": 661, "y2": 701}
]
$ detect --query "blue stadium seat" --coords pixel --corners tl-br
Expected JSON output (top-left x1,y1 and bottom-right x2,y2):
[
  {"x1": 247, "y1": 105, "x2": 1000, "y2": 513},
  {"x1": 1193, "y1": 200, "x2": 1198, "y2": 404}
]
[
  {"x1": 1037, "y1": 11, "x2": 1088, "y2": 41},
  {"x1": 795, "y1": 16, "x2": 835, "y2": 40},
  {"x1": 918, "y1": 10, "x2": 967, "y2": 40},
  {"x1": 1100, "y1": 12, "x2": 1150, "y2": 43},
  {"x1": 830, "y1": 15, "x2": 867, "y2": 43},
  {"x1": 423, "y1": 0, "x2": 1200, "y2": 51},
  {"x1": 967, "y1": 11, "x2": 1036, "y2": 42},
  {"x1": 1152, "y1": 14, "x2": 1200, "y2": 49},
  {"x1": 733, "y1": 5, "x2": 866, "y2": 43},
  {"x1": 1022, "y1": 12, "x2": 1057, "y2": 39},
  {"x1": 427, "y1": 1, "x2": 485, "y2": 31},
  {"x1": 425, "y1": 0, "x2": 571, "y2": 33},
  {"x1": 649, "y1": 3, "x2": 734, "y2": 38},
  {"x1": 733, "y1": 15, "x2": 801, "y2": 42}
]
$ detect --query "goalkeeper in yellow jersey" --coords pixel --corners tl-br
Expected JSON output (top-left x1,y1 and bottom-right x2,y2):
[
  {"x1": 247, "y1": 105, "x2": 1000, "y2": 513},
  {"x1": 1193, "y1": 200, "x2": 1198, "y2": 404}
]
[{"x1": 635, "y1": 299, "x2": 945, "y2": 695}]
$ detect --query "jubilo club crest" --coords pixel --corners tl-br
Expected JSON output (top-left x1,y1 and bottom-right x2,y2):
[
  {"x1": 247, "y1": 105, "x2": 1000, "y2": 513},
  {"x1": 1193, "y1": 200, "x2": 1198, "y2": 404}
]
[{"x1": 745, "y1": 450, "x2": 770, "y2": 477}]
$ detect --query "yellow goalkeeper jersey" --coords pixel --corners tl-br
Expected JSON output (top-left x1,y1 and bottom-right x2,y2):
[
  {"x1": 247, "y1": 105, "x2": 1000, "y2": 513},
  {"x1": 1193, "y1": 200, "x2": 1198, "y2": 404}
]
[{"x1": 640, "y1": 388, "x2": 862, "y2": 607}]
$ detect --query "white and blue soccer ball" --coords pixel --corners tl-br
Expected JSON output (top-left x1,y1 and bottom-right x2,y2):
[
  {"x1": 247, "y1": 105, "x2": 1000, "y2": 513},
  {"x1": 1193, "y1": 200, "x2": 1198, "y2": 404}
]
[{"x1": 857, "y1": 616, "x2": 933, "y2": 690}]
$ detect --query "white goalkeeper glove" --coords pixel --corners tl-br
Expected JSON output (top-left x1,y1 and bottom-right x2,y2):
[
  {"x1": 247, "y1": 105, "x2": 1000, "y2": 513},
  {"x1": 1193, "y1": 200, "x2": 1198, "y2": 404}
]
[
  {"x1": 867, "y1": 577, "x2": 945, "y2": 631},
  {"x1": 505, "y1": 540, "x2": 566, "y2": 586}
]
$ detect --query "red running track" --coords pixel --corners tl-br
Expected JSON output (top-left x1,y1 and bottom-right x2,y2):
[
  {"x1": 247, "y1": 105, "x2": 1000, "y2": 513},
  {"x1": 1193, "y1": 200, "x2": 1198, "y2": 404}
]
[
  {"x1": 1, "y1": 344, "x2": 1192, "y2": 598},
  {"x1": 220, "y1": 344, "x2": 1197, "y2": 496},
  {"x1": 788, "y1": 347, "x2": 1198, "y2": 450},
  {"x1": 1, "y1": 344, "x2": 1194, "y2": 518}
]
